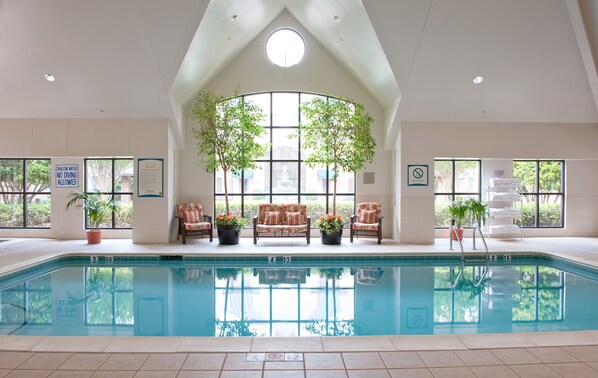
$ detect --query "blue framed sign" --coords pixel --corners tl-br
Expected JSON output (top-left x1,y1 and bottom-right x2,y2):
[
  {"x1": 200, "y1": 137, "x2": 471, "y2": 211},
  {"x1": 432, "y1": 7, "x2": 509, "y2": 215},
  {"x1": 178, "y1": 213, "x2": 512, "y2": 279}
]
[
  {"x1": 55, "y1": 164, "x2": 79, "y2": 188},
  {"x1": 138, "y1": 158, "x2": 164, "y2": 197},
  {"x1": 407, "y1": 164, "x2": 428, "y2": 186}
]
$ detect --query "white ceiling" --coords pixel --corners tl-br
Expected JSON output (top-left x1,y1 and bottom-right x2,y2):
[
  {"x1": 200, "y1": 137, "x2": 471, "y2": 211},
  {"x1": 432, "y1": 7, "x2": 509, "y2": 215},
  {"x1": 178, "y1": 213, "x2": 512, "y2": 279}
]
[{"x1": 2, "y1": 0, "x2": 598, "y2": 145}]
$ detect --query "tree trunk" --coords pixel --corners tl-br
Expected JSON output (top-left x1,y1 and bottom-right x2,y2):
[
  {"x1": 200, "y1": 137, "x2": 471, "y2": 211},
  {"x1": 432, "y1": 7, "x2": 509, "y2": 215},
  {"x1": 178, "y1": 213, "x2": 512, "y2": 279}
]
[
  {"x1": 223, "y1": 168, "x2": 230, "y2": 215},
  {"x1": 332, "y1": 164, "x2": 337, "y2": 216}
]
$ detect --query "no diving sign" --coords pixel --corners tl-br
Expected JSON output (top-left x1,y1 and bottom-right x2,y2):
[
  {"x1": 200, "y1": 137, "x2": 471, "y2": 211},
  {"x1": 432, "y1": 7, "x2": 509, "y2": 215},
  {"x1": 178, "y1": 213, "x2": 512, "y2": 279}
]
[{"x1": 408, "y1": 164, "x2": 428, "y2": 186}]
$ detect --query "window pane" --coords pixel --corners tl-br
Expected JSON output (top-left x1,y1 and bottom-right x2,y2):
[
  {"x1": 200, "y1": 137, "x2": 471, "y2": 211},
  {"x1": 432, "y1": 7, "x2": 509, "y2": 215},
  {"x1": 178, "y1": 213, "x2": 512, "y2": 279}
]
[
  {"x1": 301, "y1": 163, "x2": 327, "y2": 194},
  {"x1": 0, "y1": 160, "x2": 23, "y2": 192},
  {"x1": 272, "y1": 290, "x2": 298, "y2": 320},
  {"x1": 434, "y1": 267, "x2": 452, "y2": 289},
  {"x1": 93, "y1": 195, "x2": 114, "y2": 228},
  {"x1": 86, "y1": 160, "x2": 113, "y2": 192},
  {"x1": 244, "y1": 195, "x2": 268, "y2": 225},
  {"x1": 272, "y1": 128, "x2": 298, "y2": 160},
  {"x1": 272, "y1": 162, "x2": 298, "y2": 194},
  {"x1": 435, "y1": 195, "x2": 452, "y2": 228},
  {"x1": 245, "y1": 93, "x2": 271, "y2": 127},
  {"x1": 539, "y1": 161, "x2": 562, "y2": 193},
  {"x1": 454, "y1": 291, "x2": 479, "y2": 323},
  {"x1": 302, "y1": 195, "x2": 326, "y2": 225},
  {"x1": 513, "y1": 161, "x2": 536, "y2": 193},
  {"x1": 520, "y1": 195, "x2": 537, "y2": 227},
  {"x1": 115, "y1": 292, "x2": 134, "y2": 325},
  {"x1": 434, "y1": 161, "x2": 453, "y2": 193},
  {"x1": 0, "y1": 289, "x2": 25, "y2": 324},
  {"x1": 272, "y1": 195, "x2": 299, "y2": 204},
  {"x1": 538, "y1": 289, "x2": 562, "y2": 321},
  {"x1": 28, "y1": 292, "x2": 52, "y2": 323},
  {"x1": 328, "y1": 171, "x2": 354, "y2": 194},
  {"x1": 538, "y1": 267, "x2": 561, "y2": 287},
  {"x1": 255, "y1": 129, "x2": 271, "y2": 160},
  {"x1": 215, "y1": 195, "x2": 242, "y2": 216},
  {"x1": 243, "y1": 162, "x2": 270, "y2": 194},
  {"x1": 115, "y1": 194, "x2": 133, "y2": 228},
  {"x1": 328, "y1": 195, "x2": 353, "y2": 226},
  {"x1": 115, "y1": 268, "x2": 133, "y2": 290},
  {"x1": 0, "y1": 194, "x2": 23, "y2": 227},
  {"x1": 515, "y1": 266, "x2": 536, "y2": 288},
  {"x1": 454, "y1": 161, "x2": 479, "y2": 193},
  {"x1": 272, "y1": 93, "x2": 299, "y2": 126},
  {"x1": 215, "y1": 170, "x2": 238, "y2": 194},
  {"x1": 434, "y1": 291, "x2": 452, "y2": 323},
  {"x1": 539, "y1": 195, "x2": 562, "y2": 227},
  {"x1": 27, "y1": 194, "x2": 51, "y2": 227},
  {"x1": 26, "y1": 160, "x2": 51, "y2": 193},
  {"x1": 115, "y1": 160, "x2": 134, "y2": 193},
  {"x1": 512, "y1": 290, "x2": 535, "y2": 321}
]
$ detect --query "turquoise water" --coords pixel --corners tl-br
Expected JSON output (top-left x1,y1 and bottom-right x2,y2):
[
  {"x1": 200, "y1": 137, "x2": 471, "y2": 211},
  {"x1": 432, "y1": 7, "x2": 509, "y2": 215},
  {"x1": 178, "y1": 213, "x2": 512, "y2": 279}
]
[{"x1": 0, "y1": 256, "x2": 596, "y2": 336}]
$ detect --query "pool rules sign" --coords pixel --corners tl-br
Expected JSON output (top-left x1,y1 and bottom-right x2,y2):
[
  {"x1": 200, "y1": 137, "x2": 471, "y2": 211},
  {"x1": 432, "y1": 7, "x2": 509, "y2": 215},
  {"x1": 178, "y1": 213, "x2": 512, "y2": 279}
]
[{"x1": 55, "y1": 164, "x2": 79, "y2": 188}]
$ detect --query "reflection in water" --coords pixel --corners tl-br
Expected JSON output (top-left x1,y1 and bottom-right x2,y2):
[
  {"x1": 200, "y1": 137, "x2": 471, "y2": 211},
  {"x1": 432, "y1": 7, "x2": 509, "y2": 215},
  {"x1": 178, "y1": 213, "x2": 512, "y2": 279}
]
[{"x1": 0, "y1": 263, "x2": 596, "y2": 336}]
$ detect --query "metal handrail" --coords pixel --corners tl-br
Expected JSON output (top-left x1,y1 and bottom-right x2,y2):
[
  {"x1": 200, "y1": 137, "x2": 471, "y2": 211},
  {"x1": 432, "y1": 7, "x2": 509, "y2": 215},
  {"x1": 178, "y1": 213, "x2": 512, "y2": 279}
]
[{"x1": 449, "y1": 225, "x2": 465, "y2": 260}]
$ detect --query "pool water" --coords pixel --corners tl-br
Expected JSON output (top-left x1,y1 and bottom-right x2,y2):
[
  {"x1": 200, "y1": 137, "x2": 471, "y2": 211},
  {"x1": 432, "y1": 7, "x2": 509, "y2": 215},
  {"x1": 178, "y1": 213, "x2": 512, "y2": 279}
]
[{"x1": 0, "y1": 257, "x2": 596, "y2": 337}]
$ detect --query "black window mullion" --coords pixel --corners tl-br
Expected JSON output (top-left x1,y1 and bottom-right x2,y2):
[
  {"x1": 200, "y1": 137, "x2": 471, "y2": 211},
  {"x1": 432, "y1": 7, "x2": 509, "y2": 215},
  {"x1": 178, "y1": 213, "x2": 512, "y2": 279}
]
[{"x1": 22, "y1": 160, "x2": 27, "y2": 228}]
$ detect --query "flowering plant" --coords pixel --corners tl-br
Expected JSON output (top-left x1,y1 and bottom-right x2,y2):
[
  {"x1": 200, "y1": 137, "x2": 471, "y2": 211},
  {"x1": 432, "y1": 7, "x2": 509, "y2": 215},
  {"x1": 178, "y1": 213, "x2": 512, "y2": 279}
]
[
  {"x1": 215, "y1": 214, "x2": 246, "y2": 232},
  {"x1": 315, "y1": 214, "x2": 344, "y2": 234}
]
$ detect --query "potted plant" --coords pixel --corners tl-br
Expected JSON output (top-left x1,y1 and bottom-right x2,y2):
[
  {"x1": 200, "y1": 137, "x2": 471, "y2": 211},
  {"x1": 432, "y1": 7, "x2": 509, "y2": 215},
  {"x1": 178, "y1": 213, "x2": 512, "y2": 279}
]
[
  {"x1": 300, "y1": 96, "x2": 376, "y2": 245},
  {"x1": 189, "y1": 85, "x2": 268, "y2": 245},
  {"x1": 447, "y1": 199, "x2": 469, "y2": 241},
  {"x1": 65, "y1": 191, "x2": 118, "y2": 244},
  {"x1": 466, "y1": 197, "x2": 491, "y2": 228},
  {"x1": 214, "y1": 214, "x2": 246, "y2": 245}
]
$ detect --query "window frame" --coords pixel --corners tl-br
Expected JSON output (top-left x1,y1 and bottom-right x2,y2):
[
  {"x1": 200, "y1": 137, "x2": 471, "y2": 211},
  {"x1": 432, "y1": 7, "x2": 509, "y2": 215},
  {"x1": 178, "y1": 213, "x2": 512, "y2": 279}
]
[
  {"x1": 434, "y1": 159, "x2": 482, "y2": 229},
  {"x1": 84, "y1": 158, "x2": 134, "y2": 230},
  {"x1": 84, "y1": 267, "x2": 134, "y2": 326},
  {"x1": 513, "y1": 160, "x2": 565, "y2": 228},
  {"x1": 512, "y1": 266, "x2": 564, "y2": 322},
  {"x1": 0, "y1": 158, "x2": 51, "y2": 229},
  {"x1": 213, "y1": 91, "x2": 356, "y2": 228}
]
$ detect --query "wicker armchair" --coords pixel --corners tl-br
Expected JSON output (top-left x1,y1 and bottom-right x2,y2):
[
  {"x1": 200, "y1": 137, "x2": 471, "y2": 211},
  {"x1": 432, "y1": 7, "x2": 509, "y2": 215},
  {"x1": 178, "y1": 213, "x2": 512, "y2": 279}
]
[
  {"x1": 176, "y1": 203, "x2": 212, "y2": 244},
  {"x1": 350, "y1": 202, "x2": 383, "y2": 244}
]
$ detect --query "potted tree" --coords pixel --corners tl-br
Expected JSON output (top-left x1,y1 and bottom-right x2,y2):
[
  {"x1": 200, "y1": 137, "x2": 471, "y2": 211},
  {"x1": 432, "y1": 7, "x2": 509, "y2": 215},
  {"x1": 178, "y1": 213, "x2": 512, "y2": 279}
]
[
  {"x1": 447, "y1": 199, "x2": 469, "y2": 241},
  {"x1": 300, "y1": 96, "x2": 376, "y2": 245},
  {"x1": 189, "y1": 85, "x2": 268, "y2": 245},
  {"x1": 65, "y1": 191, "x2": 118, "y2": 244}
]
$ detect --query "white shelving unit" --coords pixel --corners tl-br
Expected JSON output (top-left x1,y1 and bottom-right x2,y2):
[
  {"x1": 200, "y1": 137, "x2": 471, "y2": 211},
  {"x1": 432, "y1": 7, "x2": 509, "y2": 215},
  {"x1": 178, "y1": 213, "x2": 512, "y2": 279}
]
[{"x1": 485, "y1": 177, "x2": 522, "y2": 239}]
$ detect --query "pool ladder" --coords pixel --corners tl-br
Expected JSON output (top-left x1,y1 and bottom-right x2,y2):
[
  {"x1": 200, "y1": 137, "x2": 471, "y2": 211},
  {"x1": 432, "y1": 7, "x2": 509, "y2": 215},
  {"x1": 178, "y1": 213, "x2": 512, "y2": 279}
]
[{"x1": 450, "y1": 223, "x2": 490, "y2": 291}]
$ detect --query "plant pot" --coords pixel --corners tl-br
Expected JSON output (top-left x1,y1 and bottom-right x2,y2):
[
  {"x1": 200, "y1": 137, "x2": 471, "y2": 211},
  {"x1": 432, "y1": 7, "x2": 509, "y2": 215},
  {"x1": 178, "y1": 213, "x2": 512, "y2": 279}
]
[
  {"x1": 321, "y1": 229, "x2": 343, "y2": 245},
  {"x1": 86, "y1": 230, "x2": 102, "y2": 244},
  {"x1": 217, "y1": 226, "x2": 240, "y2": 245},
  {"x1": 451, "y1": 228, "x2": 464, "y2": 241}
]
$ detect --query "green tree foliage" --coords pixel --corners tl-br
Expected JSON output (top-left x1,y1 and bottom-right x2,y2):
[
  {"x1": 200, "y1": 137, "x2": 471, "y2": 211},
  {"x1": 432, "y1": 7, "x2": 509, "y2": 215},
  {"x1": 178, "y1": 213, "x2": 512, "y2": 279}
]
[
  {"x1": 65, "y1": 191, "x2": 118, "y2": 230},
  {"x1": 190, "y1": 86, "x2": 268, "y2": 215},
  {"x1": 300, "y1": 97, "x2": 375, "y2": 215},
  {"x1": 0, "y1": 160, "x2": 50, "y2": 203},
  {"x1": 513, "y1": 161, "x2": 562, "y2": 203}
]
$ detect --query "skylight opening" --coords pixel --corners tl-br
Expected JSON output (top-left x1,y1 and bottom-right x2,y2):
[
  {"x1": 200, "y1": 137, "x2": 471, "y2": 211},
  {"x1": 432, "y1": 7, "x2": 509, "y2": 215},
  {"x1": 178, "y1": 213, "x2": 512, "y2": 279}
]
[{"x1": 265, "y1": 28, "x2": 306, "y2": 68}]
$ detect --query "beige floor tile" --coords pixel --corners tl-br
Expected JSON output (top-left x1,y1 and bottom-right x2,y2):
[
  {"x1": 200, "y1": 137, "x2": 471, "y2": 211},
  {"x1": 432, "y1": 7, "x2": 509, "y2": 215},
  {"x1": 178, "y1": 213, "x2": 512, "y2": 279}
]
[
  {"x1": 252, "y1": 336, "x2": 323, "y2": 352},
  {"x1": 391, "y1": 336, "x2": 466, "y2": 351},
  {"x1": 323, "y1": 337, "x2": 394, "y2": 352},
  {"x1": 132, "y1": 372, "x2": 178, "y2": 378},
  {"x1": 588, "y1": 361, "x2": 598, "y2": 371},
  {"x1": 304, "y1": 353, "x2": 345, "y2": 370},
  {"x1": 219, "y1": 372, "x2": 262, "y2": 378},
  {"x1": 5, "y1": 370, "x2": 53, "y2": 378},
  {"x1": 263, "y1": 370, "x2": 305, "y2": 378},
  {"x1": 306, "y1": 370, "x2": 348, "y2": 378},
  {"x1": 548, "y1": 362, "x2": 598, "y2": 377},
  {"x1": 0, "y1": 337, "x2": 42, "y2": 351},
  {"x1": 342, "y1": 352, "x2": 385, "y2": 370},
  {"x1": 264, "y1": 361, "x2": 304, "y2": 369},
  {"x1": 0, "y1": 352, "x2": 35, "y2": 369},
  {"x1": 91, "y1": 372, "x2": 136, "y2": 378},
  {"x1": 58, "y1": 354, "x2": 110, "y2": 371},
  {"x1": 347, "y1": 371, "x2": 390, "y2": 378},
  {"x1": 33, "y1": 338, "x2": 112, "y2": 353},
  {"x1": 459, "y1": 334, "x2": 535, "y2": 349},
  {"x1": 19, "y1": 353, "x2": 72, "y2": 370},
  {"x1": 222, "y1": 353, "x2": 263, "y2": 370},
  {"x1": 178, "y1": 338, "x2": 251, "y2": 352},
  {"x1": 380, "y1": 352, "x2": 425, "y2": 369},
  {"x1": 417, "y1": 351, "x2": 464, "y2": 368},
  {"x1": 527, "y1": 347, "x2": 578, "y2": 363},
  {"x1": 454, "y1": 350, "x2": 503, "y2": 366},
  {"x1": 562, "y1": 346, "x2": 598, "y2": 361},
  {"x1": 180, "y1": 353, "x2": 225, "y2": 370},
  {"x1": 0, "y1": 370, "x2": 9, "y2": 378},
  {"x1": 105, "y1": 338, "x2": 183, "y2": 353},
  {"x1": 139, "y1": 354, "x2": 186, "y2": 371},
  {"x1": 98, "y1": 354, "x2": 148, "y2": 371},
  {"x1": 175, "y1": 371, "x2": 220, "y2": 378},
  {"x1": 388, "y1": 368, "x2": 433, "y2": 378},
  {"x1": 523, "y1": 332, "x2": 598, "y2": 346},
  {"x1": 490, "y1": 348, "x2": 542, "y2": 365},
  {"x1": 509, "y1": 364, "x2": 561, "y2": 377},
  {"x1": 428, "y1": 367, "x2": 475, "y2": 378},
  {"x1": 48, "y1": 371, "x2": 94, "y2": 378},
  {"x1": 468, "y1": 365, "x2": 518, "y2": 378}
]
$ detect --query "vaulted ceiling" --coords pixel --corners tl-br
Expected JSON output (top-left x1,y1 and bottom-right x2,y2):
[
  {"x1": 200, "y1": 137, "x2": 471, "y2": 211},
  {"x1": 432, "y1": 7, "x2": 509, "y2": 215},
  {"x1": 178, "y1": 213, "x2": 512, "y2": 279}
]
[{"x1": 2, "y1": 0, "x2": 598, "y2": 148}]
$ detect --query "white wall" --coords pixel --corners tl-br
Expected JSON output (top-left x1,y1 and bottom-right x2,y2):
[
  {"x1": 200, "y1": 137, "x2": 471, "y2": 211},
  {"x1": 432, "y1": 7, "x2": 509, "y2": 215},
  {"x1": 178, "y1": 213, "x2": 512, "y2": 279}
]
[
  {"x1": 179, "y1": 11, "x2": 393, "y2": 238},
  {"x1": 399, "y1": 121, "x2": 598, "y2": 243},
  {"x1": 0, "y1": 118, "x2": 172, "y2": 243}
]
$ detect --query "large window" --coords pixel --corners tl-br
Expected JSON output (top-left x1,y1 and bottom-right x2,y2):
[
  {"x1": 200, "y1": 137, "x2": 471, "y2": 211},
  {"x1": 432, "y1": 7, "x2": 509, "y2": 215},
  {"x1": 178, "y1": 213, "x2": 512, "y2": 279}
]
[
  {"x1": 434, "y1": 159, "x2": 481, "y2": 228},
  {"x1": 0, "y1": 159, "x2": 51, "y2": 228},
  {"x1": 434, "y1": 266, "x2": 482, "y2": 324},
  {"x1": 85, "y1": 159, "x2": 134, "y2": 229},
  {"x1": 214, "y1": 92, "x2": 355, "y2": 227},
  {"x1": 85, "y1": 267, "x2": 134, "y2": 326},
  {"x1": 512, "y1": 266, "x2": 564, "y2": 322},
  {"x1": 0, "y1": 274, "x2": 52, "y2": 326},
  {"x1": 513, "y1": 160, "x2": 564, "y2": 228}
]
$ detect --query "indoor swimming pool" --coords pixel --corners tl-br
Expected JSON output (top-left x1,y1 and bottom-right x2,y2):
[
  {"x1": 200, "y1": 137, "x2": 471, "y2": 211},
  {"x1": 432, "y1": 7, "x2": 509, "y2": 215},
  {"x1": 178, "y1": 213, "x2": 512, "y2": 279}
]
[{"x1": 0, "y1": 254, "x2": 596, "y2": 337}]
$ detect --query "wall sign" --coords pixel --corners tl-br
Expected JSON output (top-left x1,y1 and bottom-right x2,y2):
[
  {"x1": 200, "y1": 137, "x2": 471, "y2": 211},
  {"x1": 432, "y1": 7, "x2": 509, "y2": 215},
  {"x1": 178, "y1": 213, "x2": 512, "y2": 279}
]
[
  {"x1": 138, "y1": 158, "x2": 164, "y2": 197},
  {"x1": 407, "y1": 164, "x2": 428, "y2": 186},
  {"x1": 55, "y1": 164, "x2": 79, "y2": 188}
]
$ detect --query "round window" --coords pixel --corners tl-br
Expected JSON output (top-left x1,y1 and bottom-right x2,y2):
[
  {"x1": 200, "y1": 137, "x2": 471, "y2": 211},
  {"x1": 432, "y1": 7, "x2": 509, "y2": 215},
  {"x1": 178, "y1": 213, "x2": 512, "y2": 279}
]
[{"x1": 265, "y1": 28, "x2": 306, "y2": 68}]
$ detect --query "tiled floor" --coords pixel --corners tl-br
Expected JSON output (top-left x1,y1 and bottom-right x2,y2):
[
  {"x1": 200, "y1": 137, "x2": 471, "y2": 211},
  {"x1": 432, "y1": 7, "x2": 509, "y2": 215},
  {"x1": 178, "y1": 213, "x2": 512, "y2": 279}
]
[{"x1": 1, "y1": 236, "x2": 598, "y2": 376}]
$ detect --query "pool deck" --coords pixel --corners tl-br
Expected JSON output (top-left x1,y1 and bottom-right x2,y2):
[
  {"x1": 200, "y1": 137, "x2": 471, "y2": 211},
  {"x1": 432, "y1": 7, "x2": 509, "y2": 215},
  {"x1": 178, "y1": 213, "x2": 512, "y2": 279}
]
[{"x1": 1, "y1": 236, "x2": 598, "y2": 376}]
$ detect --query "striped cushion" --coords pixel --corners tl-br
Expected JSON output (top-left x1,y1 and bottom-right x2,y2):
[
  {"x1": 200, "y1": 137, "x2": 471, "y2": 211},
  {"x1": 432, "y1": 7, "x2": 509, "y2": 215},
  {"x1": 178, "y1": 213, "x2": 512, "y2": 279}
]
[
  {"x1": 184, "y1": 210, "x2": 200, "y2": 224},
  {"x1": 264, "y1": 211, "x2": 281, "y2": 225},
  {"x1": 359, "y1": 209, "x2": 377, "y2": 224},
  {"x1": 285, "y1": 211, "x2": 301, "y2": 225}
]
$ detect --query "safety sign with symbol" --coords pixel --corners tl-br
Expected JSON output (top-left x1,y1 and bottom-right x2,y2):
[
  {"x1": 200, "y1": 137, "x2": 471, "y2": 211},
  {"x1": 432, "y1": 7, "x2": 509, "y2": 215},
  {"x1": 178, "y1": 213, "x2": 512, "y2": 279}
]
[{"x1": 407, "y1": 164, "x2": 428, "y2": 186}]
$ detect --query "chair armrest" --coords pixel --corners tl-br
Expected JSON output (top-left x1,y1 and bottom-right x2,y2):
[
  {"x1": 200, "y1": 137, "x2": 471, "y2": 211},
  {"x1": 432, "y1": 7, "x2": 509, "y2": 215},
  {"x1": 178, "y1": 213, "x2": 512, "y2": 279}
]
[
  {"x1": 203, "y1": 214, "x2": 212, "y2": 223},
  {"x1": 351, "y1": 215, "x2": 357, "y2": 223},
  {"x1": 253, "y1": 216, "x2": 258, "y2": 227}
]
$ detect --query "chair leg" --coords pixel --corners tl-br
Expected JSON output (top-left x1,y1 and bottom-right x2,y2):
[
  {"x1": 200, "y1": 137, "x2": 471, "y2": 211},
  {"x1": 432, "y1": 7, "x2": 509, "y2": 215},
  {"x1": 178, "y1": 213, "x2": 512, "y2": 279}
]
[
  {"x1": 182, "y1": 233, "x2": 186, "y2": 244},
  {"x1": 350, "y1": 228, "x2": 354, "y2": 243},
  {"x1": 307, "y1": 232, "x2": 310, "y2": 245},
  {"x1": 210, "y1": 229, "x2": 213, "y2": 242},
  {"x1": 253, "y1": 232, "x2": 257, "y2": 245}
]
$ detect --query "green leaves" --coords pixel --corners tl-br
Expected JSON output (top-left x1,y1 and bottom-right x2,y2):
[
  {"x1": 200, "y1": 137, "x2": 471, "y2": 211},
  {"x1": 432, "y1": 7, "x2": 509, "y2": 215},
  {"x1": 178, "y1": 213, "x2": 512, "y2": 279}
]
[{"x1": 65, "y1": 191, "x2": 118, "y2": 230}]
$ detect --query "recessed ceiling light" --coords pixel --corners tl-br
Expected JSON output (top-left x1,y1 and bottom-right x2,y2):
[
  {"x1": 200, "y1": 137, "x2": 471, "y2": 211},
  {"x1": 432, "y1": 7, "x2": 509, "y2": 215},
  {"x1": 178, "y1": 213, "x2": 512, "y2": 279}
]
[
  {"x1": 44, "y1": 74, "x2": 55, "y2": 82},
  {"x1": 333, "y1": 14, "x2": 341, "y2": 22},
  {"x1": 230, "y1": 14, "x2": 238, "y2": 21},
  {"x1": 473, "y1": 76, "x2": 484, "y2": 84}
]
